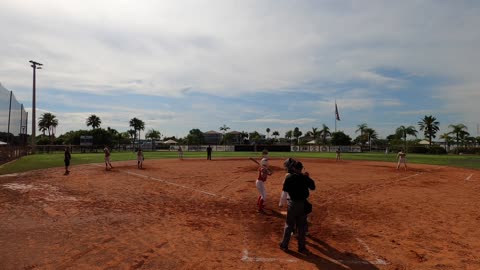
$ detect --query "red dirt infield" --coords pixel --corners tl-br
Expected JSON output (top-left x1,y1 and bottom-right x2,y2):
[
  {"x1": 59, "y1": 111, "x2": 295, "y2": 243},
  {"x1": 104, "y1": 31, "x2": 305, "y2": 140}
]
[{"x1": 0, "y1": 158, "x2": 479, "y2": 269}]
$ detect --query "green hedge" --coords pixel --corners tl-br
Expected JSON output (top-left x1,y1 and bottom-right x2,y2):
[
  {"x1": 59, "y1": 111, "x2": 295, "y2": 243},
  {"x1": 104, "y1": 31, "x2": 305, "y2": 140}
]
[{"x1": 452, "y1": 147, "x2": 480, "y2": 155}]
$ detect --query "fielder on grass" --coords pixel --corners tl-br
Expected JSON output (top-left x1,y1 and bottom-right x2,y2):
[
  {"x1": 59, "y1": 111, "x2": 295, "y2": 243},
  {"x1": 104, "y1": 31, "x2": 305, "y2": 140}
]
[
  {"x1": 104, "y1": 145, "x2": 113, "y2": 171},
  {"x1": 396, "y1": 148, "x2": 407, "y2": 171},
  {"x1": 137, "y1": 148, "x2": 144, "y2": 169},
  {"x1": 64, "y1": 147, "x2": 71, "y2": 175}
]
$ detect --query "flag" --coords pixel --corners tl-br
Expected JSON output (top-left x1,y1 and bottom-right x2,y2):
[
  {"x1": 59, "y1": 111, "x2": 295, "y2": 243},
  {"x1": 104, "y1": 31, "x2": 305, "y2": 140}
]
[{"x1": 335, "y1": 103, "x2": 340, "y2": 121}]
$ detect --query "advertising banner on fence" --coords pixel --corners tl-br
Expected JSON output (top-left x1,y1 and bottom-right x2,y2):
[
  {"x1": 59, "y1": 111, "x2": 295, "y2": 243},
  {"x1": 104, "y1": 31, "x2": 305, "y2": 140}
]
[{"x1": 291, "y1": 145, "x2": 361, "y2": 153}]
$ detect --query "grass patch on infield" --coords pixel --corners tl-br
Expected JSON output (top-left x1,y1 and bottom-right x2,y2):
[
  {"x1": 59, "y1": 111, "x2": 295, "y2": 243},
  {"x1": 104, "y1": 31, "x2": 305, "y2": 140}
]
[{"x1": 1, "y1": 151, "x2": 479, "y2": 175}]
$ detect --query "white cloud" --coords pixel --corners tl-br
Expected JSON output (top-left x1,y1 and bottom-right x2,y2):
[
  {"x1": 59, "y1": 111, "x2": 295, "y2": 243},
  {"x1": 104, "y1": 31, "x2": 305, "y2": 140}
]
[
  {"x1": 436, "y1": 83, "x2": 480, "y2": 128},
  {"x1": 397, "y1": 110, "x2": 434, "y2": 116},
  {"x1": 379, "y1": 99, "x2": 402, "y2": 107},
  {"x1": 1, "y1": 1, "x2": 480, "y2": 136},
  {"x1": 1, "y1": 1, "x2": 476, "y2": 96},
  {"x1": 354, "y1": 71, "x2": 405, "y2": 89}
]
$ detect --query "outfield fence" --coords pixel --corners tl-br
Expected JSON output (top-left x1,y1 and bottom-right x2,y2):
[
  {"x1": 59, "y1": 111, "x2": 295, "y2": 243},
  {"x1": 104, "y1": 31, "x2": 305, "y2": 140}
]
[
  {"x1": 291, "y1": 145, "x2": 362, "y2": 153},
  {"x1": 0, "y1": 146, "x2": 30, "y2": 165}
]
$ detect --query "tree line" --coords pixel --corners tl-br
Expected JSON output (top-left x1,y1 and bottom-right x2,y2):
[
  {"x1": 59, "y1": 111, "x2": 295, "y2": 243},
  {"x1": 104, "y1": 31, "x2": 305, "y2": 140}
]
[{"x1": 28, "y1": 113, "x2": 479, "y2": 153}]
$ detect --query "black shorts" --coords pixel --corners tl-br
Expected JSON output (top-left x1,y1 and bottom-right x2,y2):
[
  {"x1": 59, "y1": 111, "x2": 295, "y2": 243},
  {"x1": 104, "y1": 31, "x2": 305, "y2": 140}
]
[{"x1": 64, "y1": 160, "x2": 70, "y2": 166}]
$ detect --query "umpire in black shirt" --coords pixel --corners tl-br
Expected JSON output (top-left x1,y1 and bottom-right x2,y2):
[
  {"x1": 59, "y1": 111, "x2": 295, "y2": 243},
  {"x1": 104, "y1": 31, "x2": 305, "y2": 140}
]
[{"x1": 279, "y1": 161, "x2": 315, "y2": 254}]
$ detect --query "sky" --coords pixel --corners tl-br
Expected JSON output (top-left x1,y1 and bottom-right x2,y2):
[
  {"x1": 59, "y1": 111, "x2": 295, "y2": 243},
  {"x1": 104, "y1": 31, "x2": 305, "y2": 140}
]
[{"x1": 1, "y1": 0, "x2": 480, "y2": 140}]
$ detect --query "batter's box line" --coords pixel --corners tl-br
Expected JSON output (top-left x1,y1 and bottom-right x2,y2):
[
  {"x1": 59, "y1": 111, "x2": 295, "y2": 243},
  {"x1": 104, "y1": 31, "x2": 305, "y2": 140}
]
[
  {"x1": 90, "y1": 164, "x2": 230, "y2": 201},
  {"x1": 241, "y1": 250, "x2": 297, "y2": 263},
  {"x1": 355, "y1": 238, "x2": 389, "y2": 265},
  {"x1": 315, "y1": 172, "x2": 423, "y2": 208},
  {"x1": 240, "y1": 242, "x2": 389, "y2": 266}
]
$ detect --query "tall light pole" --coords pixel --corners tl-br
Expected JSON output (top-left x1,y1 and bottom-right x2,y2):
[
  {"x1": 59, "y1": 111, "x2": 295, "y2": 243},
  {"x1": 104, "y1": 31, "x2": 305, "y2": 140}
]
[{"x1": 29, "y1": 60, "x2": 42, "y2": 153}]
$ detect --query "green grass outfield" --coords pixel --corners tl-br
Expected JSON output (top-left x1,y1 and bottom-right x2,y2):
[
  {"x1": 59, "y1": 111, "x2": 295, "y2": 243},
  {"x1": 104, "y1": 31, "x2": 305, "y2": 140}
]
[{"x1": 1, "y1": 151, "x2": 479, "y2": 175}]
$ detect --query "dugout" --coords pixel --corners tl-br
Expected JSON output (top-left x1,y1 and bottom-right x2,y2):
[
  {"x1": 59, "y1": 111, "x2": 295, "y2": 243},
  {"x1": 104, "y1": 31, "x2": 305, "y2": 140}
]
[{"x1": 80, "y1": 135, "x2": 93, "y2": 153}]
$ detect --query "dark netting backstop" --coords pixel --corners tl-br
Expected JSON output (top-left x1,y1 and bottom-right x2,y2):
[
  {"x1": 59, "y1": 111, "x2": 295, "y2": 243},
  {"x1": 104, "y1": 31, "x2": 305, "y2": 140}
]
[
  {"x1": 0, "y1": 83, "x2": 28, "y2": 138},
  {"x1": 0, "y1": 82, "x2": 29, "y2": 164}
]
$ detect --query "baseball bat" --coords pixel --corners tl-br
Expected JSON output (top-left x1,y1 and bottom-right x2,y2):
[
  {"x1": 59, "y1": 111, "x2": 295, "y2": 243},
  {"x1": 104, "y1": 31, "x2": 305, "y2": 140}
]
[
  {"x1": 249, "y1": 157, "x2": 273, "y2": 174},
  {"x1": 249, "y1": 157, "x2": 260, "y2": 165}
]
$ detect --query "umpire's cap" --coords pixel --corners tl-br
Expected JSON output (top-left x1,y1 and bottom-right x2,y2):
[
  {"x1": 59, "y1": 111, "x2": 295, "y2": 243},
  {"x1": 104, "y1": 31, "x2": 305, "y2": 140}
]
[
  {"x1": 283, "y1": 158, "x2": 296, "y2": 169},
  {"x1": 293, "y1": 161, "x2": 303, "y2": 170}
]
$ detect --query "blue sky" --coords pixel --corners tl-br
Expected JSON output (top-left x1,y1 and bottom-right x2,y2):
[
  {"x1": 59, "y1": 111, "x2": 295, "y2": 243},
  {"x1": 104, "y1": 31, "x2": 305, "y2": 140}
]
[{"x1": 1, "y1": 1, "x2": 479, "y2": 139}]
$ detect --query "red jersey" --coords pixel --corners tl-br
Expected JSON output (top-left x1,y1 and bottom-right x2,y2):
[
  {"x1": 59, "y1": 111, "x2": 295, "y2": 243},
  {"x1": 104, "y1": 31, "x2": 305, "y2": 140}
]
[{"x1": 257, "y1": 167, "x2": 271, "y2": 182}]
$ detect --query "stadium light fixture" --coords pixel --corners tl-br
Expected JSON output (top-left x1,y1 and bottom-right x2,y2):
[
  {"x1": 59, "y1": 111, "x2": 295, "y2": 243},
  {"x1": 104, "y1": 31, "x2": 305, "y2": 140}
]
[{"x1": 29, "y1": 60, "x2": 43, "y2": 153}]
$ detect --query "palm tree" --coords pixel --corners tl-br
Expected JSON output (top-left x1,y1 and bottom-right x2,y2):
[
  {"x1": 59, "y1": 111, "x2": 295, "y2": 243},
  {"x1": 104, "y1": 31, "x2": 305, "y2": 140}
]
[
  {"x1": 249, "y1": 131, "x2": 261, "y2": 144},
  {"x1": 364, "y1": 128, "x2": 378, "y2": 150},
  {"x1": 38, "y1": 124, "x2": 47, "y2": 136},
  {"x1": 356, "y1": 123, "x2": 368, "y2": 145},
  {"x1": 127, "y1": 129, "x2": 136, "y2": 149},
  {"x1": 319, "y1": 124, "x2": 331, "y2": 145},
  {"x1": 293, "y1": 127, "x2": 302, "y2": 144},
  {"x1": 107, "y1": 127, "x2": 118, "y2": 147},
  {"x1": 118, "y1": 132, "x2": 131, "y2": 148},
  {"x1": 106, "y1": 127, "x2": 119, "y2": 148},
  {"x1": 38, "y1": 112, "x2": 58, "y2": 144},
  {"x1": 418, "y1": 115, "x2": 440, "y2": 146},
  {"x1": 219, "y1": 124, "x2": 230, "y2": 145},
  {"x1": 145, "y1": 129, "x2": 161, "y2": 151},
  {"x1": 272, "y1": 131, "x2": 280, "y2": 142},
  {"x1": 285, "y1": 130, "x2": 293, "y2": 143},
  {"x1": 396, "y1": 125, "x2": 418, "y2": 151},
  {"x1": 439, "y1": 133, "x2": 453, "y2": 152},
  {"x1": 459, "y1": 130, "x2": 470, "y2": 147},
  {"x1": 129, "y1": 117, "x2": 145, "y2": 148},
  {"x1": 86, "y1": 114, "x2": 101, "y2": 129},
  {"x1": 356, "y1": 123, "x2": 368, "y2": 135},
  {"x1": 266, "y1": 128, "x2": 271, "y2": 139},
  {"x1": 448, "y1": 124, "x2": 468, "y2": 148},
  {"x1": 309, "y1": 127, "x2": 319, "y2": 143}
]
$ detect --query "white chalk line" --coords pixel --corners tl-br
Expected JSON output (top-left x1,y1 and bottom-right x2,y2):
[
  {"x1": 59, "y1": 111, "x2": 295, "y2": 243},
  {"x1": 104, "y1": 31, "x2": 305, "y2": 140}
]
[
  {"x1": 315, "y1": 172, "x2": 422, "y2": 208},
  {"x1": 90, "y1": 164, "x2": 228, "y2": 200},
  {"x1": 465, "y1": 173, "x2": 473, "y2": 181},
  {"x1": 355, "y1": 238, "x2": 389, "y2": 265},
  {"x1": 307, "y1": 173, "x2": 424, "y2": 266},
  {"x1": 241, "y1": 250, "x2": 297, "y2": 263}
]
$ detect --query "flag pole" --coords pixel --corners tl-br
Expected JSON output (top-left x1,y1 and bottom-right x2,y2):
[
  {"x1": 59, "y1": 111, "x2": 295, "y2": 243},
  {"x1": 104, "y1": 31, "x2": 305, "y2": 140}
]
[{"x1": 334, "y1": 100, "x2": 337, "y2": 132}]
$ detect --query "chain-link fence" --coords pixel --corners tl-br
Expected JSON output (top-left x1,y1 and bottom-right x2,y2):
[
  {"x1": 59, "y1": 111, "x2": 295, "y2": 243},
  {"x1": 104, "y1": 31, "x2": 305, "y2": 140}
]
[
  {"x1": 0, "y1": 83, "x2": 28, "y2": 141},
  {"x1": 1, "y1": 82, "x2": 29, "y2": 164}
]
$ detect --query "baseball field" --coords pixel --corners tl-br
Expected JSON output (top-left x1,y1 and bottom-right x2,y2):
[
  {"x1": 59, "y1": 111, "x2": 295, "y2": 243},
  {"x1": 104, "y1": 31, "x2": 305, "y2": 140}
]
[{"x1": 0, "y1": 155, "x2": 479, "y2": 269}]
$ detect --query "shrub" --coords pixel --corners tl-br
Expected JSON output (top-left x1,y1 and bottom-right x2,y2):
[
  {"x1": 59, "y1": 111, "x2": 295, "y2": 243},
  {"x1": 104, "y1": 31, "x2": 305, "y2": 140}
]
[
  {"x1": 426, "y1": 146, "x2": 447, "y2": 154},
  {"x1": 453, "y1": 147, "x2": 480, "y2": 155}
]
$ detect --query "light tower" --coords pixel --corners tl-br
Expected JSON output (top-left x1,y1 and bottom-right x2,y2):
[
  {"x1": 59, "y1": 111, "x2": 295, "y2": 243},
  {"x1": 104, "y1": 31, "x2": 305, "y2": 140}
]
[{"x1": 29, "y1": 60, "x2": 43, "y2": 153}]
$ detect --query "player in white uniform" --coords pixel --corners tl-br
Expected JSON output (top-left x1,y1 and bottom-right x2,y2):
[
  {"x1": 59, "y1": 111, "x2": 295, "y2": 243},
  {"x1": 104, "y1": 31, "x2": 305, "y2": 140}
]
[
  {"x1": 256, "y1": 158, "x2": 272, "y2": 212},
  {"x1": 396, "y1": 149, "x2": 407, "y2": 171},
  {"x1": 137, "y1": 148, "x2": 144, "y2": 169},
  {"x1": 104, "y1": 145, "x2": 113, "y2": 171}
]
